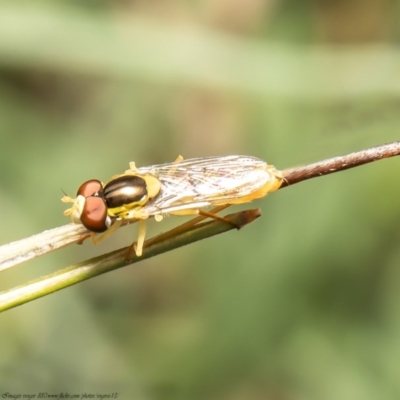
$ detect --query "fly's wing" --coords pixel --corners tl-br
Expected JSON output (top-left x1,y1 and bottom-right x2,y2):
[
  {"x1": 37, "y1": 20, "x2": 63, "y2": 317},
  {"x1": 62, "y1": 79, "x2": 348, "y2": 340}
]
[{"x1": 136, "y1": 155, "x2": 274, "y2": 216}]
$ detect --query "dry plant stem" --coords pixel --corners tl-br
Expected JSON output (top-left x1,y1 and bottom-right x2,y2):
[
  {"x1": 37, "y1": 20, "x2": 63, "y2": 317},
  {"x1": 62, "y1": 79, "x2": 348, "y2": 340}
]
[
  {"x1": 0, "y1": 223, "x2": 88, "y2": 272},
  {"x1": 0, "y1": 209, "x2": 261, "y2": 313},
  {"x1": 281, "y1": 141, "x2": 400, "y2": 187}
]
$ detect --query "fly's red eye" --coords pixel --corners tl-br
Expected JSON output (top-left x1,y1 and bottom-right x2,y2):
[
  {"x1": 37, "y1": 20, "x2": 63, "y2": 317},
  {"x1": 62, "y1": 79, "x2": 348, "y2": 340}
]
[
  {"x1": 80, "y1": 196, "x2": 108, "y2": 232},
  {"x1": 77, "y1": 179, "x2": 103, "y2": 198}
]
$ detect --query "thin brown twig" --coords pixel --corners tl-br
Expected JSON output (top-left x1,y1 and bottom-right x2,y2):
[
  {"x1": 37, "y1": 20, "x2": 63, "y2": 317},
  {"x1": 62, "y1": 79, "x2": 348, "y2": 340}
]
[{"x1": 281, "y1": 141, "x2": 400, "y2": 187}]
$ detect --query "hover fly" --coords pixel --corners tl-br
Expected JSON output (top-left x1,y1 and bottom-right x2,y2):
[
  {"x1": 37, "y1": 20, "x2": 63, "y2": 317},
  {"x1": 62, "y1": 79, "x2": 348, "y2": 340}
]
[{"x1": 62, "y1": 155, "x2": 283, "y2": 256}]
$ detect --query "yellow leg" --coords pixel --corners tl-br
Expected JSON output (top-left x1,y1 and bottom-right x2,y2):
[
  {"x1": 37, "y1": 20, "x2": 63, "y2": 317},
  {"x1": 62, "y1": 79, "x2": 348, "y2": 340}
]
[
  {"x1": 124, "y1": 219, "x2": 147, "y2": 260},
  {"x1": 198, "y1": 209, "x2": 239, "y2": 227},
  {"x1": 174, "y1": 155, "x2": 184, "y2": 163},
  {"x1": 169, "y1": 205, "x2": 231, "y2": 229},
  {"x1": 75, "y1": 219, "x2": 123, "y2": 246},
  {"x1": 126, "y1": 161, "x2": 138, "y2": 173},
  {"x1": 90, "y1": 219, "x2": 123, "y2": 244},
  {"x1": 135, "y1": 219, "x2": 147, "y2": 257},
  {"x1": 76, "y1": 232, "x2": 91, "y2": 245}
]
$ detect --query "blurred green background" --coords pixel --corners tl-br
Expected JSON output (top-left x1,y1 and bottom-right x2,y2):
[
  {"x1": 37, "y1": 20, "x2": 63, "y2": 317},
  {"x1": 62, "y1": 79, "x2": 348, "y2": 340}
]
[{"x1": 1, "y1": 0, "x2": 400, "y2": 399}]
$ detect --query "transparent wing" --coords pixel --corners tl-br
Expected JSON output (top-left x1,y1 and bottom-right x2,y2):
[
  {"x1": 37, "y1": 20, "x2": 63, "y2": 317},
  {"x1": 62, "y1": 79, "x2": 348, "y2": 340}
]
[{"x1": 135, "y1": 155, "x2": 277, "y2": 217}]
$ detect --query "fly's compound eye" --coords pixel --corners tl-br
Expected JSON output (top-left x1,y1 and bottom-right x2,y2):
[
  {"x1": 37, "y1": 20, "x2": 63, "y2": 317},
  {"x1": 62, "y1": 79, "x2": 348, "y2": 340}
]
[
  {"x1": 103, "y1": 175, "x2": 148, "y2": 209},
  {"x1": 80, "y1": 196, "x2": 111, "y2": 232},
  {"x1": 77, "y1": 179, "x2": 103, "y2": 198}
]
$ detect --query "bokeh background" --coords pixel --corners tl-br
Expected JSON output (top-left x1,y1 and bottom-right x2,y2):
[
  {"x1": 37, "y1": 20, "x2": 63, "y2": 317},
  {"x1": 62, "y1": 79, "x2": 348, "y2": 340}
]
[{"x1": 1, "y1": 1, "x2": 400, "y2": 399}]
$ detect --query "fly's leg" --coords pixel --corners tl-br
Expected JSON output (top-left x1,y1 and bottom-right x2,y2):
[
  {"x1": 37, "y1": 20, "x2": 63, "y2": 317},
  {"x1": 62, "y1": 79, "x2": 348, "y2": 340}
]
[
  {"x1": 78, "y1": 220, "x2": 123, "y2": 245},
  {"x1": 198, "y1": 208, "x2": 238, "y2": 226},
  {"x1": 76, "y1": 233, "x2": 91, "y2": 245},
  {"x1": 75, "y1": 219, "x2": 123, "y2": 246},
  {"x1": 126, "y1": 219, "x2": 147, "y2": 260},
  {"x1": 167, "y1": 205, "x2": 235, "y2": 229},
  {"x1": 90, "y1": 219, "x2": 123, "y2": 244},
  {"x1": 126, "y1": 161, "x2": 139, "y2": 174},
  {"x1": 174, "y1": 155, "x2": 184, "y2": 163},
  {"x1": 165, "y1": 155, "x2": 184, "y2": 177}
]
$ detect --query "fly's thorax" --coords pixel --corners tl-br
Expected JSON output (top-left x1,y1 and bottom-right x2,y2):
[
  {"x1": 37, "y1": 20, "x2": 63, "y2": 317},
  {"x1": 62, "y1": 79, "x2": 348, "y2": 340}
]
[
  {"x1": 103, "y1": 174, "x2": 162, "y2": 218},
  {"x1": 104, "y1": 175, "x2": 147, "y2": 209}
]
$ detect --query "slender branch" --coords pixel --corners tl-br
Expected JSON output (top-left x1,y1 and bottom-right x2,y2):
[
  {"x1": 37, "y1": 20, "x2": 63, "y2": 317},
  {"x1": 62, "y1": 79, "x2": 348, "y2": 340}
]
[{"x1": 281, "y1": 141, "x2": 400, "y2": 187}]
